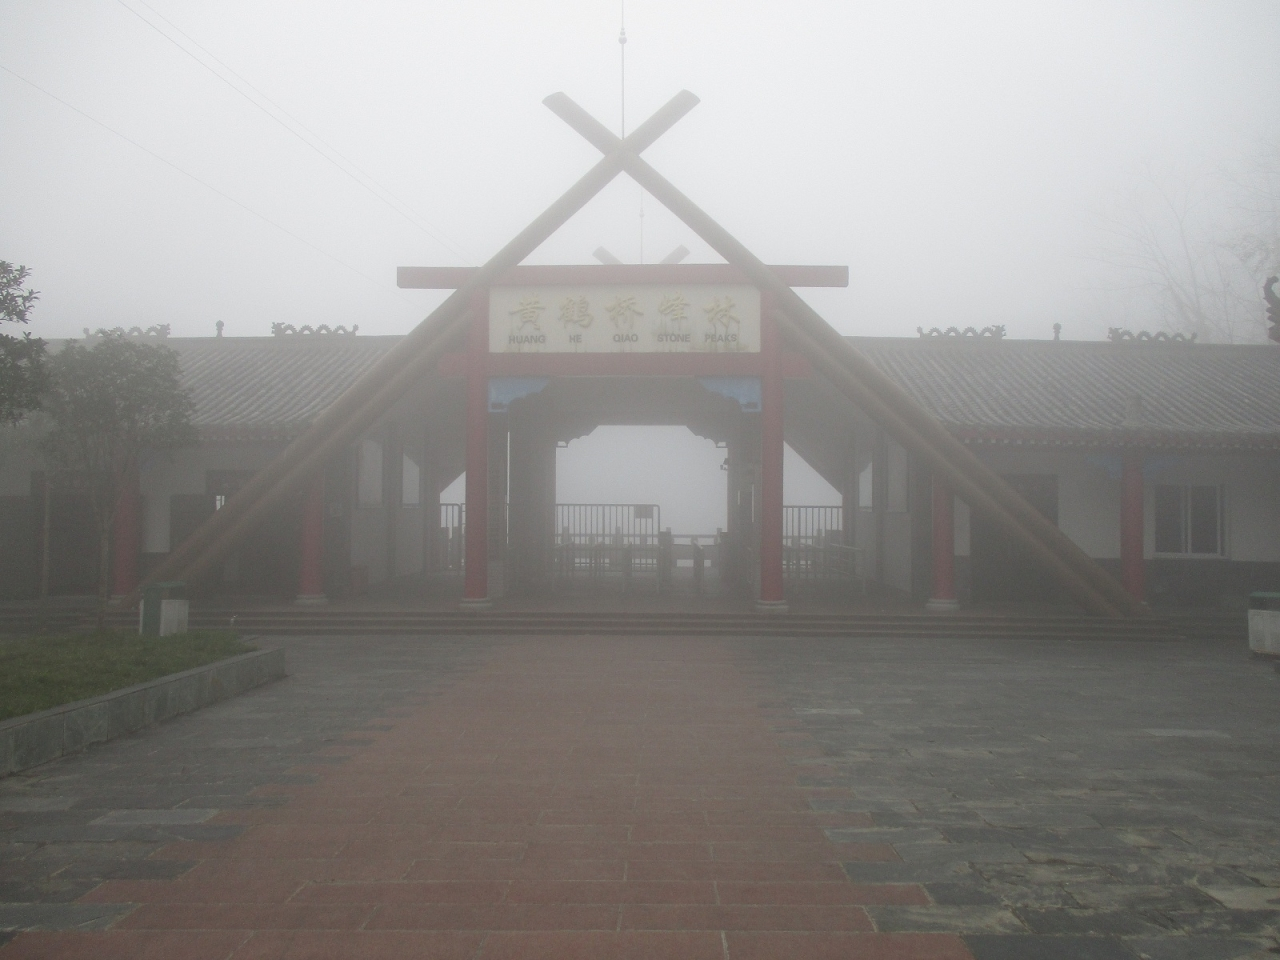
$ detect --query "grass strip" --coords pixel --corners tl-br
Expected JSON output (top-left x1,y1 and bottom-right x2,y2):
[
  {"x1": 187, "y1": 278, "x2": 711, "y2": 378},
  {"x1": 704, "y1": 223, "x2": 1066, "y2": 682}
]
[{"x1": 0, "y1": 630, "x2": 254, "y2": 722}]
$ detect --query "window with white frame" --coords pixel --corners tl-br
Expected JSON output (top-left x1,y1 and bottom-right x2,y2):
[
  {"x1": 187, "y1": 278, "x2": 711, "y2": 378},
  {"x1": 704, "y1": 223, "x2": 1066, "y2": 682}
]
[{"x1": 1153, "y1": 484, "x2": 1224, "y2": 556}]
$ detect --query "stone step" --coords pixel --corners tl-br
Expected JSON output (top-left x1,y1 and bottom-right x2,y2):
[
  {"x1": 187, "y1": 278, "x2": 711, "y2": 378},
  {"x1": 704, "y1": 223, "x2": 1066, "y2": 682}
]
[
  {"x1": 108, "y1": 610, "x2": 1177, "y2": 641},
  {"x1": 3, "y1": 605, "x2": 1205, "y2": 642}
]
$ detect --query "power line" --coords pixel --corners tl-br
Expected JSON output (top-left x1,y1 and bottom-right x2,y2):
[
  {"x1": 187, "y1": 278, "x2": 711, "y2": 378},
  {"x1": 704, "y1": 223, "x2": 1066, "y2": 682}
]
[
  {"x1": 113, "y1": 0, "x2": 475, "y2": 265},
  {"x1": 0, "y1": 62, "x2": 416, "y2": 304},
  {"x1": 115, "y1": 0, "x2": 472, "y2": 264}
]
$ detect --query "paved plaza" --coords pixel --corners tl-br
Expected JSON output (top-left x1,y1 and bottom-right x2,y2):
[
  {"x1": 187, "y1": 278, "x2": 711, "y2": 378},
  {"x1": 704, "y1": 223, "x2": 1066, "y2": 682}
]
[{"x1": 0, "y1": 630, "x2": 1278, "y2": 959}]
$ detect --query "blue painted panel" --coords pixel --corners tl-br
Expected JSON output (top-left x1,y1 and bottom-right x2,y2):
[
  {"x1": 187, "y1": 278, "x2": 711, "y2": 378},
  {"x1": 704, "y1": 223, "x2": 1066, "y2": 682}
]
[
  {"x1": 697, "y1": 377, "x2": 761, "y2": 412},
  {"x1": 488, "y1": 377, "x2": 550, "y2": 412}
]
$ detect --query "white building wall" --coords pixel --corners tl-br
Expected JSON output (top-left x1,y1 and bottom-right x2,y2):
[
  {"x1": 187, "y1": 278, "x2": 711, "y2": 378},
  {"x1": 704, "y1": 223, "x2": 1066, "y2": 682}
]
[
  {"x1": 956, "y1": 449, "x2": 1280, "y2": 565},
  {"x1": 954, "y1": 498, "x2": 970, "y2": 556},
  {"x1": 882, "y1": 513, "x2": 912, "y2": 593},
  {"x1": 350, "y1": 507, "x2": 387, "y2": 585},
  {"x1": 970, "y1": 449, "x2": 1121, "y2": 559},
  {"x1": 1143, "y1": 454, "x2": 1280, "y2": 562},
  {"x1": 1226, "y1": 459, "x2": 1280, "y2": 562},
  {"x1": 396, "y1": 508, "x2": 424, "y2": 576},
  {"x1": 1060, "y1": 462, "x2": 1120, "y2": 559},
  {"x1": 853, "y1": 507, "x2": 876, "y2": 581},
  {"x1": 138, "y1": 442, "x2": 282, "y2": 553},
  {"x1": 396, "y1": 446, "x2": 425, "y2": 577}
]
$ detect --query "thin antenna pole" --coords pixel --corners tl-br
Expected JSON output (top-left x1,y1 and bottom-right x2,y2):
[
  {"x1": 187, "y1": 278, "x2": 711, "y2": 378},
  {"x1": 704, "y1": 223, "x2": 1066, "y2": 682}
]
[
  {"x1": 619, "y1": 1, "x2": 643, "y2": 262},
  {"x1": 619, "y1": 2, "x2": 626, "y2": 137}
]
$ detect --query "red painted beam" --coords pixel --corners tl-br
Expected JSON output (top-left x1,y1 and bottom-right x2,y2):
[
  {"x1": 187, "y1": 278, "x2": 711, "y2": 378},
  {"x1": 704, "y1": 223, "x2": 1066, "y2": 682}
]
[
  {"x1": 398, "y1": 264, "x2": 849, "y2": 289},
  {"x1": 464, "y1": 291, "x2": 490, "y2": 602},
  {"x1": 436, "y1": 351, "x2": 812, "y2": 378},
  {"x1": 758, "y1": 300, "x2": 785, "y2": 607}
]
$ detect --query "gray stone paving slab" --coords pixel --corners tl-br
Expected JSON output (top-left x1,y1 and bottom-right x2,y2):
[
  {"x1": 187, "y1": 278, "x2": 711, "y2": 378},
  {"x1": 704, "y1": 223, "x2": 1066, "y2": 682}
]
[
  {"x1": 868, "y1": 903, "x2": 1027, "y2": 933},
  {"x1": 0, "y1": 633, "x2": 492, "y2": 933},
  {"x1": 88, "y1": 808, "x2": 216, "y2": 825},
  {"x1": 738, "y1": 633, "x2": 1280, "y2": 957},
  {"x1": 2, "y1": 628, "x2": 1278, "y2": 957},
  {"x1": 0, "y1": 903, "x2": 130, "y2": 931},
  {"x1": 0, "y1": 648, "x2": 284, "y2": 777},
  {"x1": 1125, "y1": 935, "x2": 1270, "y2": 959},
  {"x1": 964, "y1": 933, "x2": 1141, "y2": 959},
  {"x1": 1015, "y1": 907, "x2": 1175, "y2": 936}
]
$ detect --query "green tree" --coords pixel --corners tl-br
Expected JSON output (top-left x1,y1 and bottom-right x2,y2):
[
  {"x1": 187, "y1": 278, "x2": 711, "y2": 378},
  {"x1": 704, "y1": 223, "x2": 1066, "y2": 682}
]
[
  {"x1": 0, "y1": 262, "x2": 49, "y2": 423},
  {"x1": 42, "y1": 334, "x2": 197, "y2": 623}
]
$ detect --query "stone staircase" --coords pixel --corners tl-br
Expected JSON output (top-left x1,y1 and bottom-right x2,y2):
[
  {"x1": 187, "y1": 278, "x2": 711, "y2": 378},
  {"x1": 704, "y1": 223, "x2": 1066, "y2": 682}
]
[{"x1": 2, "y1": 602, "x2": 1242, "y2": 643}]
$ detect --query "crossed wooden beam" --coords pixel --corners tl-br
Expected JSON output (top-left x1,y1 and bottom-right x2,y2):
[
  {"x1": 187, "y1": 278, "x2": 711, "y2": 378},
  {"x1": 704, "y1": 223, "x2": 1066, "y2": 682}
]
[{"x1": 136, "y1": 91, "x2": 1140, "y2": 617}]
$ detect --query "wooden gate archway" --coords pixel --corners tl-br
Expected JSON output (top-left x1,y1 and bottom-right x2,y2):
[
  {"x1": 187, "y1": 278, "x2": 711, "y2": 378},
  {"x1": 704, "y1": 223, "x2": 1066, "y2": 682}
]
[{"x1": 132, "y1": 91, "x2": 1140, "y2": 617}]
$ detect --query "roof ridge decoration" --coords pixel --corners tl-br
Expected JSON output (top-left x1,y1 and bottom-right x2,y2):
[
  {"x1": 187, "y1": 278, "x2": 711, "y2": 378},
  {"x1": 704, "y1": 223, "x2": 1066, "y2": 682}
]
[
  {"x1": 1107, "y1": 327, "x2": 1196, "y2": 344},
  {"x1": 82, "y1": 324, "x2": 170, "y2": 339},
  {"x1": 270, "y1": 323, "x2": 359, "y2": 337},
  {"x1": 916, "y1": 325, "x2": 1005, "y2": 340}
]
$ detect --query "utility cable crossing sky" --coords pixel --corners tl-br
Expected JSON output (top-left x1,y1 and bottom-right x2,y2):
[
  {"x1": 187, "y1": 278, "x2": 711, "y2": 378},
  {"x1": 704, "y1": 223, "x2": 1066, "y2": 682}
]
[
  {"x1": 0, "y1": 62, "x2": 418, "y2": 306},
  {"x1": 112, "y1": 0, "x2": 475, "y2": 265}
]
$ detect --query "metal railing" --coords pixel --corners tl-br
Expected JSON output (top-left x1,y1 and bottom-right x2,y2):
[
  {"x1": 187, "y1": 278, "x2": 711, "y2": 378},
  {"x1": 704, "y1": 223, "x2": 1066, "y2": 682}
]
[
  {"x1": 437, "y1": 503, "x2": 464, "y2": 574},
  {"x1": 435, "y1": 501, "x2": 858, "y2": 590},
  {"x1": 784, "y1": 505, "x2": 842, "y2": 543},
  {"x1": 554, "y1": 504, "x2": 663, "y2": 582},
  {"x1": 782, "y1": 505, "x2": 858, "y2": 583}
]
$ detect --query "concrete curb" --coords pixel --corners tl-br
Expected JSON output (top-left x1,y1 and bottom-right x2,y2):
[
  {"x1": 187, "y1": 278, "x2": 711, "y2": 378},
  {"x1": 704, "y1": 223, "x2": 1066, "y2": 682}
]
[{"x1": 0, "y1": 644, "x2": 285, "y2": 777}]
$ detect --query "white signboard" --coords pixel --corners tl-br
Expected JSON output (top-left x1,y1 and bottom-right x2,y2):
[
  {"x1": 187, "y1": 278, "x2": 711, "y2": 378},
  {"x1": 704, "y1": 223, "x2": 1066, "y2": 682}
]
[{"x1": 489, "y1": 285, "x2": 761, "y2": 354}]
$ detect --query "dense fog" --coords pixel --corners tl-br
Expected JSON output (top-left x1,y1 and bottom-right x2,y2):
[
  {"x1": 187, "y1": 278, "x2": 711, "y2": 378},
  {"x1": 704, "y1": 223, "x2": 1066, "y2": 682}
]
[
  {"x1": 5, "y1": 2, "x2": 1278, "y2": 527},
  {"x1": 4, "y1": 1, "x2": 1278, "y2": 342}
]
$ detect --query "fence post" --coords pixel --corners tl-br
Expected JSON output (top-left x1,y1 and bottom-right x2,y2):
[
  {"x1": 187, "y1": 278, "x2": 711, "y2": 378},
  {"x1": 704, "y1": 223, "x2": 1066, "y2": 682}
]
[{"x1": 658, "y1": 529, "x2": 673, "y2": 594}]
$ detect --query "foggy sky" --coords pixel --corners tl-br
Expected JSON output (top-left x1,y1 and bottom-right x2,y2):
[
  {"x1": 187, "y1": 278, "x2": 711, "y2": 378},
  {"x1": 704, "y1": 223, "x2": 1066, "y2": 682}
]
[
  {"x1": 554, "y1": 434, "x2": 838, "y2": 535},
  {"x1": 5, "y1": 1, "x2": 1279, "y2": 343}
]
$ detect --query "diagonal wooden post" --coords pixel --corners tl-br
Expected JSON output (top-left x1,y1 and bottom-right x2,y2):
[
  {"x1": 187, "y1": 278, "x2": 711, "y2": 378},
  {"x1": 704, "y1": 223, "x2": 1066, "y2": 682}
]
[
  {"x1": 129, "y1": 91, "x2": 701, "y2": 602},
  {"x1": 542, "y1": 93, "x2": 1139, "y2": 617}
]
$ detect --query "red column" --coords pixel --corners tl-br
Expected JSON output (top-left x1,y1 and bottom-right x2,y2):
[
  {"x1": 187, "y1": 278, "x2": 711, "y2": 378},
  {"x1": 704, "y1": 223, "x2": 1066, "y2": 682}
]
[
  {"x1": 463, "y1": 289, "x2": 490, "y2": 606},
  {"x1": 296, "y1": 474, "x2": 327, "y2": 604},
  {"x1": 110, "y1": 471, "x2": 140, "y2": 599},
  {"x1": 926, "y1": 473, "x2": 959, "y2": 612},
  {"x1": 1121, "y1": 452, "x2": 1145, "y2": 602},
  {"x1": 757, "y1": 294, "x2": 786, "y2": 612}
]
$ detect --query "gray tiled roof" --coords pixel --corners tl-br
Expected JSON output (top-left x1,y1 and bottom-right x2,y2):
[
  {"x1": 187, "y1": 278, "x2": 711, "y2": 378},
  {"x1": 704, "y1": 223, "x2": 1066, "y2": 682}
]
[
  {"x1": 851, "y1": 337, "x2": 1280, "y2": 447},
  {"x1": 167, "y1": 336, "x2": 400, "y2": 433},
  {"x1": 160, "y1": 334, "x2": 1280, "y2": 449}
]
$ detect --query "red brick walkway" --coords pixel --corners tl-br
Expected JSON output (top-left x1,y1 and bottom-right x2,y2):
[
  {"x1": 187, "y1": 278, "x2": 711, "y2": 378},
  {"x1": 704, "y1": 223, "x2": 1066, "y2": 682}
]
[{"x1": 7, "y1": 638, "x2": 972, "y2": 959}]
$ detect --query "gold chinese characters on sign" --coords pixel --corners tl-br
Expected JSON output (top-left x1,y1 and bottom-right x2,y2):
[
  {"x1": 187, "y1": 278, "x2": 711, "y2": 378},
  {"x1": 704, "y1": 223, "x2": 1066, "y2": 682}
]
[{"x1": 489, "y1": 286, "x2": 760, "y2": 353}]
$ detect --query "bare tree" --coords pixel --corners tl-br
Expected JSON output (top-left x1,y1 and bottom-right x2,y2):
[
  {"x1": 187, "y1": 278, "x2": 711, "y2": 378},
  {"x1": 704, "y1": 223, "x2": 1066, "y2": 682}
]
[
  {"x1": 1228, "y1": 141, "x2": 1280, "y2": 287},
  {"x1": 42, "y1": 334, "x2": 196, "y2": 628},
  {"x1": 1094, "y1": 157, "x2": 1278, "y2": 343}
]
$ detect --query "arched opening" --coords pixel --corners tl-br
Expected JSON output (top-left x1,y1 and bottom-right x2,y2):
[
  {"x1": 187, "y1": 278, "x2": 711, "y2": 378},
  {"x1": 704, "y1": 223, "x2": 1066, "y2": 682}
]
[{"x1": 433, "y1": 428, "x2": 843, "y2": 602}]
